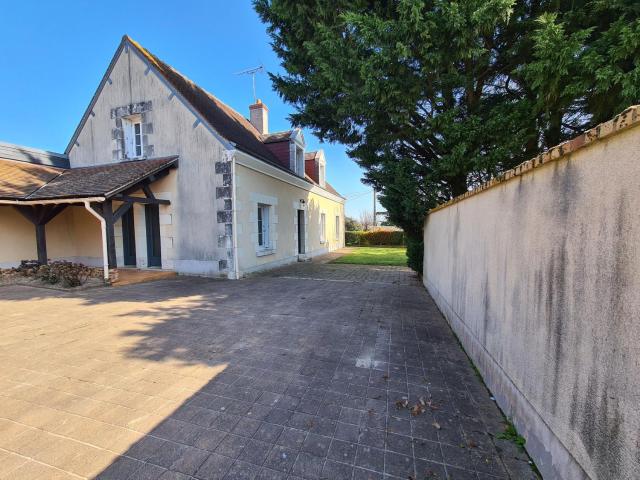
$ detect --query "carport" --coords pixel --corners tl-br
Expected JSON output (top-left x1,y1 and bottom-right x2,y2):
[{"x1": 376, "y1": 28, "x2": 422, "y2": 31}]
[{"x1": 0, "y1": 156, "x2": 177, "y2": 280}]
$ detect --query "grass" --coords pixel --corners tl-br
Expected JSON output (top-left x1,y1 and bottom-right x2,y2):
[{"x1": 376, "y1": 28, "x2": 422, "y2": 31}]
[
  {"x1": 497, "y1": 420, "x2": 527, "y2": 451},
  {"x1": 331, "y1": 246, "x2": 407, "y2": 266}
]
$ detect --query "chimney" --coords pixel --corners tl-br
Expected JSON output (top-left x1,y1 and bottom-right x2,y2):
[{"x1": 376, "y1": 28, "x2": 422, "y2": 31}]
[{"x1": 249, "y1": 99, "x2": 268, "y2": 135}]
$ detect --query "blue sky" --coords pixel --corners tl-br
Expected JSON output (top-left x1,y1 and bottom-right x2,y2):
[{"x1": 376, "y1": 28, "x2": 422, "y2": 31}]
[{"x1": 0, "y1": 0, "x2": 379, "y2": 218}]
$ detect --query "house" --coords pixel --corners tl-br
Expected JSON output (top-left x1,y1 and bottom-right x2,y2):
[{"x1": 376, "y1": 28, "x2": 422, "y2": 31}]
[{"x1": 0, "y1": 36, "x2": 345, "y2": 280}]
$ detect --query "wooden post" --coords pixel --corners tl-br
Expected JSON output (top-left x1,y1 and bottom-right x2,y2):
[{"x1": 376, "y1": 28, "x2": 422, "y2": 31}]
[
  {"x1": 15, "y1": 205, "x2": 66, "y2": 265},
  {"x1": 102, "y1": 200, "x2": 117, "y2": 269},
  {"x1": 35, "y1": 224, "x2": 47, "y2": 264}
]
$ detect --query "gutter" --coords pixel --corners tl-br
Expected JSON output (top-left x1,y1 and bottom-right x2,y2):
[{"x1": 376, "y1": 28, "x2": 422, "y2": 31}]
[
  {"x1": 0, "y1": 197, "x2": 105, "y2": 205},
  {"x1": 231, "y1": 152, "x2": 240, "y2": 280},
  {"x1": 83, "y1": 201, "x2": 109, "y2": 282}
]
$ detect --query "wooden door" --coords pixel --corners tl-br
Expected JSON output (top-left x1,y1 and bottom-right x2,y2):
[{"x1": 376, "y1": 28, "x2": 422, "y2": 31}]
[{"x1": 145, "y1": 204, "x2": 162, "y2": 267}]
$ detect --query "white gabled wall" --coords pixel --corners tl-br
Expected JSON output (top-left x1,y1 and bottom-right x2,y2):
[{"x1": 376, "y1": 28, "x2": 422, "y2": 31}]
[{"x1": 67, "y1": 43, "x2": 231, "y2": 276}]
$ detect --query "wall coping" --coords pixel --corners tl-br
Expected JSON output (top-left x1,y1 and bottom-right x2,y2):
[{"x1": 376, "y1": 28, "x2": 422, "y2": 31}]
[{"x1": 429, "y1": 105, "x2": 640, "y2": 214}]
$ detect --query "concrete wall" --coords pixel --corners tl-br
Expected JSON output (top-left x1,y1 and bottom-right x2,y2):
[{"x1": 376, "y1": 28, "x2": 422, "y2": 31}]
[
  {"x1": 0, "y1": 206, "x2": 102, "y2": 268},
  {"x1": 423, "y1": 112, "x2": 640, "y2": 479},
  {"x1": 235, "y1": 153, "x2": 344, "y2": 276},
  {"x1": 68, "y1": 43, "x2": 229, "y2": 276}
]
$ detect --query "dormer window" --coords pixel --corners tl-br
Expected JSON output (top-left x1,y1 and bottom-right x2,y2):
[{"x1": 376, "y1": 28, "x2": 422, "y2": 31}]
[{"x1": 123, "y1": 114, "x2": 144, "y2": 159}]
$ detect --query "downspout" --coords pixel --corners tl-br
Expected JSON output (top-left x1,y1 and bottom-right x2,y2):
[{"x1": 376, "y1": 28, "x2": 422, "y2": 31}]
[
  {"x1": 83, "y1": 201, "x2": 109, "y2": 282},
  {"x1": 231, "y1": 153, "x2": 240, "y2": 279}
]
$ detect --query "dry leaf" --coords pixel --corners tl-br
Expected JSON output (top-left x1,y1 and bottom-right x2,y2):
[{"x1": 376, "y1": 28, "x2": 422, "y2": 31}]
[
  {"x1": 432, "y1": 421, "x2": 441, "y2": 430},
  {"x1": 410, "y1": 403, "x2": 424, "y2": 416}
]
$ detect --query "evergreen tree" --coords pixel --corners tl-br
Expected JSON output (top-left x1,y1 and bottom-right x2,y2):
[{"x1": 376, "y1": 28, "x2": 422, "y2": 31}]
[{"x1": 255, "y1": 0, "x2": 640, "y2": 271}]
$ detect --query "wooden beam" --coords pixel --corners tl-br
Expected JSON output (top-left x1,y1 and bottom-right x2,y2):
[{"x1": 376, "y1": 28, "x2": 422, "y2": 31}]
[
  {"x1": 15, "y1": 204, "x2": 67, "y2": 266},
  {"x1": 14, "y1": 205, "x2": 38, "y2": 224},
  {"x1": 40, "y1": 204, "x2": 67, "y2": 224},
  {"x1": 111, "y1": 195, "x2": 170, "y2": 205},
  {"x1": 142, "y1": 184, "x2": 155, "y2": 199},
  {"x1": 90, "y1": 202, "x2": 103, "y2": 216},
  {"x1": 103, "y1": 200, "x2": 117, "y2": 269},
  {"x1": 112, "y1": 202, "x2": 133, "y2": 223}
]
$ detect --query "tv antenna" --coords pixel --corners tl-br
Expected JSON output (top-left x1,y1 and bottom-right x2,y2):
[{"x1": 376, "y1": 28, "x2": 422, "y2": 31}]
[{"x1": 234, "y1": 65, "x2": 264, "y2": 103}]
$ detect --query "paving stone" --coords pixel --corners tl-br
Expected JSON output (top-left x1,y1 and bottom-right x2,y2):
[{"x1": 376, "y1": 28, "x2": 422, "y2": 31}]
[
  {"x1": 238, "y1": 439, "x2": 272, "y2": 465},
  {"x1": 253, "y1": 423, "x2": 284, "y2": 443},
  {"x1": 384, "y1": 451, "x2": 415, "y2": 478},
  {"x1": 255, "y1": 467, "x2": 288, "y2": 480},
  {"x1": 195, "y1": 453, "x2": 234, "y2": 480},
  {"x1": 292, "y1": 452, "x2": 324, "y2": 479},
  {"x1": 334, "y1": 422, "x2": 360, "y2": 443},
  {"x1": 327, "y1": 439, "x2": 357, "y2": 464},
  {"x1": 215, "y1": 434, "x2": 249, "y2": 458},
  {"x1": 223, "y1": 460, "x2": 261, "y2": 480},
  {"x1": 264, "y1": 445, "x2": 297, "y2": 473},
  {"x1": 301, "y1": 433, "x2": 331, "y2": 458},
  {"x1": 355, "y1": 446, "x2": 385, "y2": 473},
  {"x1": 275, "y1": 428, "x2": 306, "y2": 450},
  {"x1": 353, "y1": 467, "x2": 383, "y2": 480},
  {"x1": 0, "y1": 263, "x2": 536, "y2": 480},
  {"x1": 414, "y1": 459, "x2": 447, "y2": 479},
  {"x1": 322, "y1": 460, "x2": 354, "y2": 480}
]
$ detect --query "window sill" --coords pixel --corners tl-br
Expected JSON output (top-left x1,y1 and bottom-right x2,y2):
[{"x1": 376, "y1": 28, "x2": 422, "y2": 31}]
[{"x1": 256, "y1": 248, "x2": 275, "y2": 257}]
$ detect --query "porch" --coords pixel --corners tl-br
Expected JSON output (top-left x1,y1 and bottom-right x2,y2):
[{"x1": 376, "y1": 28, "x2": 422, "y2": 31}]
[{"x1": 0, "y1": 156, "x2": 178, "y2": 281}]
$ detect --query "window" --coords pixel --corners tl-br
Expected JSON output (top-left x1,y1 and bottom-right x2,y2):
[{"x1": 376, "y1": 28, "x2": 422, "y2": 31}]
[
  {"x1": 257, "y1": 204, "x2": 270, "y2": 248},
  {"x1": 320, "y1": 212, "x2": 326, "y2": 243},
  {"x1": 335, "y1": 215, "x2": 340, "y2": 240},
  {"x1": 134, "y1": 122, "x2": 143, "y2": 157},
  {"x1": 123, "y1": 115, "x2": 143, "y2": 158}
]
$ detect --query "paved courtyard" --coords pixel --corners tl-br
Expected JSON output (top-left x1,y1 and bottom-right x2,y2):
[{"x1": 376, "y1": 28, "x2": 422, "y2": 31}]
[{"x1": 0, "y1": 262, "x2": 536, "y2": 479}]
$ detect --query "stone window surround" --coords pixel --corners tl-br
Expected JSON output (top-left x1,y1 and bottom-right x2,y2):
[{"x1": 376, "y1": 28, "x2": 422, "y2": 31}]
[
  {"x1": 251, "y1": 193, "x2": 278, "y2": 256},
  {"x1": 111, "y1": 101, "x2": 154, "y2": 161}
]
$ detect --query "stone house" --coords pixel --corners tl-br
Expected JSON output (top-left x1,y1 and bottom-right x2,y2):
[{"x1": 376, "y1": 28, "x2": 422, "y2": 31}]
[{"x1": 0, "y1": 36, "x2": 345, "y2": 279}]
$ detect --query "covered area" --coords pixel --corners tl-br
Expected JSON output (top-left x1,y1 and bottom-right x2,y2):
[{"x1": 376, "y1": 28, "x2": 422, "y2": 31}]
[{"x1": 0, "y1": 156, "x2": 178, "y2": 280}]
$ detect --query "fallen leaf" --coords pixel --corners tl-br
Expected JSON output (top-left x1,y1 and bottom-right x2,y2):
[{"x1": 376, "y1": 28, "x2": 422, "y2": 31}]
[{"x1": 432, "y1": 421, "x2": 441, "y2": 430}]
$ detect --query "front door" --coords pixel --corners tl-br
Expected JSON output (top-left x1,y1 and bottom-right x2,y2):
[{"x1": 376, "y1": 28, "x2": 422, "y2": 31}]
[
  {"x1": 297, "y1": 209, "x2": 305, "y2": 254},
  {"x1": 145, "y1": 204, "x2": 162, "y2": 267},
  {"x1": 122, "y1": 208, "x2": 136, "y2": 266}
]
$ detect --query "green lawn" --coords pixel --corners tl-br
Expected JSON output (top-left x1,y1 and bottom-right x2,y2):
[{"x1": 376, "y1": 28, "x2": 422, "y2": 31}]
[{"x1": 331, "y1": 247, "x2": 407, "y2": 266}]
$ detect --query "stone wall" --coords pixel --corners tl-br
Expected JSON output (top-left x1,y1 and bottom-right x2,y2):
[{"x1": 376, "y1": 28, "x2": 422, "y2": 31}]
[{"x1": 423, "y1": 107, "x2": 640, "y2": 480}]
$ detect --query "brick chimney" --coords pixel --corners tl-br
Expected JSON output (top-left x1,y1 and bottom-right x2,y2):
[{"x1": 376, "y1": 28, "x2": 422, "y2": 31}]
[{"x1": 249, "y1": 99, "x2": 268, "y2": 135}]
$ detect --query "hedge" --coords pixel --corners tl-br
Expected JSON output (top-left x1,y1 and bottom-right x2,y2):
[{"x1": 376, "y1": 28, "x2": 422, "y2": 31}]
[{"x1": 345, "y1": 230, "x2": 405, "y2": 246}]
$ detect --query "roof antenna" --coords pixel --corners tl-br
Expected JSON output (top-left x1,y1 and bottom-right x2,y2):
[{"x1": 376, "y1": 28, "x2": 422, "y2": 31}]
[{"x1": 234, "y1": 65, "x2": 264, "y2": 103}]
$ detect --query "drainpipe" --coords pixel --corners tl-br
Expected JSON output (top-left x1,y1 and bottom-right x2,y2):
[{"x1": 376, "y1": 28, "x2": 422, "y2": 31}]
[
  {"x1": 231, "y1": 153, "x2": 240, "y2": 279},
  {"x1": 83, "y1": 201, "x2": 109, "y2": 282}
]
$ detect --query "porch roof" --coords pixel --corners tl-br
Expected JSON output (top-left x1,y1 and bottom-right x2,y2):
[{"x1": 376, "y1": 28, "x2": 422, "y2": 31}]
[{"x1": 0, "y1": 156, "x2": 178, "y2": 202}]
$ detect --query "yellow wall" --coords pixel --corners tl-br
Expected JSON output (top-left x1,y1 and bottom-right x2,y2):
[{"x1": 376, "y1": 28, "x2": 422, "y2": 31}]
[
  {"x1": 0, "y1": 206, "x2": 102, "y2": 268},
  {"x1": 235, "y1": 159, "x2": 344, "y2": 275}
]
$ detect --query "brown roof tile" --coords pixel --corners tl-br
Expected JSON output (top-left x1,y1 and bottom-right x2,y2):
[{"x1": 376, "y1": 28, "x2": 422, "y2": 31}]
[
  {"x1": 126, "y1": 37, "x2": 284, "y2": 168},
  {"x1": 263, "y1": 131, "x2": 293, "y2": 143},
  {"x1": 0, "y1": 159, "x2": 64, "y2": 200},
  {"x1": 0, "y1": 156, "x2": 177, "y2": 201}
]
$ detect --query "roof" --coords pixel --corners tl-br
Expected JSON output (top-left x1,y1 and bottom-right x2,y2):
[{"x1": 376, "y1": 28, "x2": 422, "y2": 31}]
[
  {"x1": 0, "y1": 142, "x2": 69, "y2": 168},
  {"x1": 0, "y1": 160, "x2": 64, "y2": 200},
  {"x1": 263, "y1": 131, "x2": 293, "y2": 144},
  {"x1": 0, "y1": 156, "x2": 177, "y2": 201},
  {"x1": 125, "y1": 37, "x2": 284, "y2": 168},
  {"x1": 64, "y1": 35, "x2": 343, "y2": 199}
]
